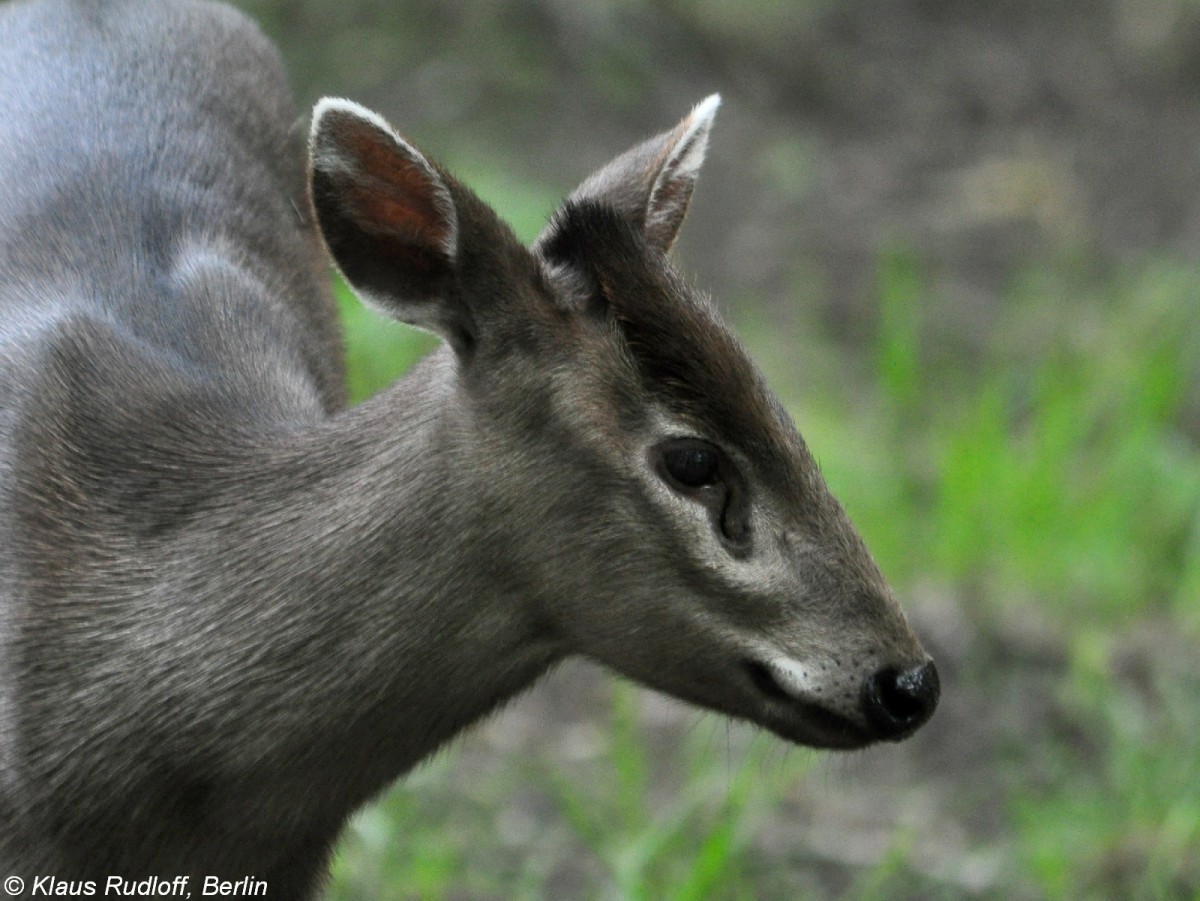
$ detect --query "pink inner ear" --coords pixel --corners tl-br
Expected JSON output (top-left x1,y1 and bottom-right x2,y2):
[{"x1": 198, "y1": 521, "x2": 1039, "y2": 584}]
[{"x1": 337, "y1": 124, "x2": 453, "y2": 254}]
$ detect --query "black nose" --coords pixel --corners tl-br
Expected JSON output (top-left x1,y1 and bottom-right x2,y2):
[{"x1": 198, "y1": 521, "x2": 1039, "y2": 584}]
[{"x1": 861, "y1": 660, "x2": 940, "y2": 741}]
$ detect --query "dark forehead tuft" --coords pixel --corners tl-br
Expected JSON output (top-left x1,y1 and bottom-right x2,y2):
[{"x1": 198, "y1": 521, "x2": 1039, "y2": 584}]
[{"x1": 541, "y1": 200, "x2": 804, "y2": 481}]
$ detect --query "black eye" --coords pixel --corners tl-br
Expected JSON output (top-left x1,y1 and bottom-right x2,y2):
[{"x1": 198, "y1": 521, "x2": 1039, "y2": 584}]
[{"x1": 661, "y1": 441, "x2": 722, "y2": 489}]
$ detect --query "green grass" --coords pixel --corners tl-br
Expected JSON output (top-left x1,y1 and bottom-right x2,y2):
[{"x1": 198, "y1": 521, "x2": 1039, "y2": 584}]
[
  {"x1": 324, "y1": 238, "x2": 1200, "y2": 897},
  {"x1": 1015, "y1": 651, "x2": 1200, "y2": 900},
  {"x1": 923, "y1": 260, "x2": 1200, "y2": 626},
  {"x1": 854, "y1": 252, "x2": 1200, "y2": 897},
  {"x1": 540, "y1": 683, "x2": 814, "y2": 901}
]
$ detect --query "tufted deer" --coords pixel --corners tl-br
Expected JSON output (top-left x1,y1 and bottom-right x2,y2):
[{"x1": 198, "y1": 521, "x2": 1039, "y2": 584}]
[{"x1": 0, "y1": 0, "x2": 938, "y2": 895}]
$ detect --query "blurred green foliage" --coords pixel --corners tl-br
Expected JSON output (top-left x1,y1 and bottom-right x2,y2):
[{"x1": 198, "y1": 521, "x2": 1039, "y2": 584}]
[{"x1": 873, "y1": 255, "x2": 1200, "y2": 627}]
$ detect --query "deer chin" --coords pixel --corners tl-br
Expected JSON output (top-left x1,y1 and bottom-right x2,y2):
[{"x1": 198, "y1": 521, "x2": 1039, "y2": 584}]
[{"x1": 740, "y1": 658, "x2": 875, "y2": 750}]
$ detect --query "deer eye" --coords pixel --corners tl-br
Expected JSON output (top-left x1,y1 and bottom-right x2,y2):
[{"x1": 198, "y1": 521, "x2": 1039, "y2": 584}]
[{"x1": 660, "y1": 440, "x2": 722, "y2": 490}]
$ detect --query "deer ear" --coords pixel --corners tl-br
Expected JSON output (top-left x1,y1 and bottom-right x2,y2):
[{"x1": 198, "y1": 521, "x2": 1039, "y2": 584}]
[
  {"x1": 309, "y1": 98, "x2": 466, "y2": 343},
  {"x1": 553, "y1": 94, "x2": 720, "y2": 254}
]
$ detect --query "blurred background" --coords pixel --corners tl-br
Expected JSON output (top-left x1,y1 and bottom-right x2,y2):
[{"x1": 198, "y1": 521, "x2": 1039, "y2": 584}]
[{"x1": 234, "y1": 0, "x2": 1200, "y2": 897}]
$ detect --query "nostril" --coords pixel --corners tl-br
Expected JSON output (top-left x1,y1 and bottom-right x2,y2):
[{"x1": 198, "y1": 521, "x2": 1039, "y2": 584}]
[{"x1": 861, "y1": 660, "x2": 940, "y2": 741}]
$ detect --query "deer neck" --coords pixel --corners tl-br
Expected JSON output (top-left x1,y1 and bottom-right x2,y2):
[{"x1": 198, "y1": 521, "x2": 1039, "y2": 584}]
[{"x1": 196, "y1": 349, "x2": 562, "y2": 784}]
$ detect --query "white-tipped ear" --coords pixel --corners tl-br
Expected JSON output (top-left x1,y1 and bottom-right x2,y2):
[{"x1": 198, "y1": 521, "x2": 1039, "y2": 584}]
[
  {"x1": 664, "y1": 95, "x2": 721, "y2": 182},
  {"x1": 309, "y1": 97, "x2": 545, "y2": 358},
  {"x1": 309, "y1": 97, "x2": 458, "y2": 264},
  {"x1": 543, "y1": 94, "x2": 722, "y2": 255},
  {"x1": 644, "y1": 93, "x2": 720, "y2": 251},
  {"x1": 309, "y1": 97, "x2": 469, "y2": 344}
]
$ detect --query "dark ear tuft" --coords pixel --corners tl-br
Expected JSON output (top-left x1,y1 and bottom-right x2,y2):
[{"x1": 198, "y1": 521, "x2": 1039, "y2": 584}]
[
  {"x1": 537, "y1": 200, "x2": 648, "y2": 313},
  {"x1": 540, "y1": 201, "x2": 604, "y2": 272}
]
